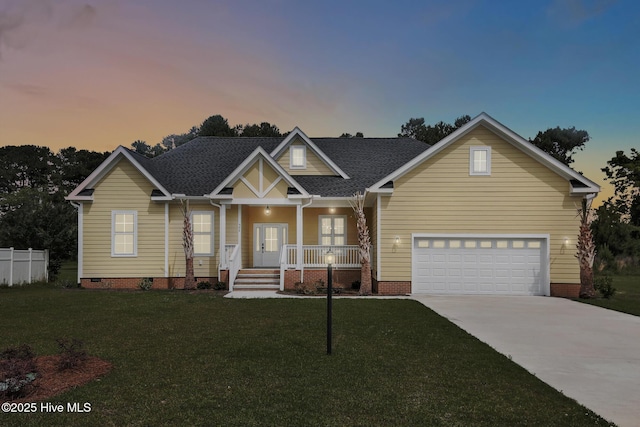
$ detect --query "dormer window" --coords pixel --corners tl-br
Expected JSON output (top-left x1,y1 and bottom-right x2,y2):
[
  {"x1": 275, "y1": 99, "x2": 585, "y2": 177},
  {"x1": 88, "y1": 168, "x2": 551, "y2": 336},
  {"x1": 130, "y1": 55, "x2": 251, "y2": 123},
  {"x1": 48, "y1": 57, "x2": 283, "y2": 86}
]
[
  {"x1": 470, "y1": 146, "x2": 491, "y2": 175},
  {"x1": 290, "y1": 145, "x2": 306, "y2": 169}
]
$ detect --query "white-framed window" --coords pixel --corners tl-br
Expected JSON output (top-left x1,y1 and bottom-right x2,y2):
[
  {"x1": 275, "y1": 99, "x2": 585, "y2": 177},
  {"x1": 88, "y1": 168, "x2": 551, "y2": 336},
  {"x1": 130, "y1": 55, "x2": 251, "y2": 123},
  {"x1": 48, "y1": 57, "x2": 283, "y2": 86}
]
[
  {"x1": 112, "y1": 211, "x2": 137, "y2": 257},
  {"x1": 319, "y1": 215, "x2": 346, "y2": 246},
  {"x1": 192, "y1": 211, "x2": 214, "y2": 256},
  {"x1": 470, "y1": 146, "x2": 491, "y2": 175},
  {"x1": 290, "y1": 145, "x2": 306, "y2": 169}
]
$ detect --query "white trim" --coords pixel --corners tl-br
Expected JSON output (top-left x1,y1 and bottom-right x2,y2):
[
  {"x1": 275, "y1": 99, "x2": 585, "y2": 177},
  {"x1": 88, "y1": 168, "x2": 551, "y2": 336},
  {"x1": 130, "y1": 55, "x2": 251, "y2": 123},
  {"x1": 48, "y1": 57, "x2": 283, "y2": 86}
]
[
  {"x1": 219, "y1": 205, "x2": 226, "y2": 268},
  {"x1": 469, "y1": 146, "x2": 491, "y2": 176},
  {"x1": 208, "y1": 147, "x2": 309, "y2": 198},
  {"x1": 318, "y1": 215, "x2": 347, "y2": 246},
  {"x1": 376, "y1": 194, "x2": 381, "y2": 281},
  {"x1": 66, "y1": 146, "x2": 171, "y2": 201},
  {"x1": 368, "y1": 112, "x2": 600, "y2": 194},
  {"x1": 225, "y1": 198, "x2": 303, "y2": 206},
  {"x1": 270, "y1": 127, "x2": 350, "y2": 179},
  {"x1": 77, "y1": 203, "x2": 83, "y2": 282},
  {"x1": 290, "y1": 145, "x2": 306, "y2": 169},
  {"x1": 111, "y1": 210, "x2": 137, "y2": 257},
  {"x1": 296, "y1": 204, "x2": 303, "y2": 269},
  {"x1": 191, "y1": 211, "x2": 215, "y2": 256},
  {"x1": 164, "y1": 203, "x2": 169, "y2": 277},
  {"x1": 411, "y1": 233, "x2": 550, "y2": 296}
]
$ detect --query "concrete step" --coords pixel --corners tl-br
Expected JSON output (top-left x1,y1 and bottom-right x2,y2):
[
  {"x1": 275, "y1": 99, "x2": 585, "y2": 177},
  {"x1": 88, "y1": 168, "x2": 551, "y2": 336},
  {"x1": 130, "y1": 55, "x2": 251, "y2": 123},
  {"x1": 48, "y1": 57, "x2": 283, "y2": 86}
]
[
  {"x1": 233, "y1": 269, "x2": 280, "y2": 290},
  {"x1": 233, "y1": 284, "x2": 280, "y2": 290}
]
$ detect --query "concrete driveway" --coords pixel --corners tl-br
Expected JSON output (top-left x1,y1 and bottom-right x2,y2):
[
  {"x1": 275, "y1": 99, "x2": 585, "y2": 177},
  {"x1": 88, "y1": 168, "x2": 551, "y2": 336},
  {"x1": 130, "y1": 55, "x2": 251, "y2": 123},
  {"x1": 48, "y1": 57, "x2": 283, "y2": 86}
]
[{"x1": 413, "y1": 295, "x2": 640, "y2": 427}]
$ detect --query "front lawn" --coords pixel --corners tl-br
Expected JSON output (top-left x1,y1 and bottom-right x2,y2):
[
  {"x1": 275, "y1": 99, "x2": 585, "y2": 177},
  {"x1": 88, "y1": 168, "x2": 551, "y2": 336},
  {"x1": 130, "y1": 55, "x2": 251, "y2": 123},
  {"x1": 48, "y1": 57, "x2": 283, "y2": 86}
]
[
  {"x1": 580, "y1": 274, "x2": 640, "y2": 316},
  {"x1": 0, "y1": 286, "x2": 612, "y2": 426}
]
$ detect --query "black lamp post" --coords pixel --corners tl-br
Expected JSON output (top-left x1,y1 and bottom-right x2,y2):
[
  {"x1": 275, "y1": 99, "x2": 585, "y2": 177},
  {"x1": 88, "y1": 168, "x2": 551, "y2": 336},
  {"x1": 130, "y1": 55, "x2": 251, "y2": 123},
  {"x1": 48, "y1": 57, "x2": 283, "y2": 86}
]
[{"x1": 325, "y1": 249, "x2": 335, "y2": 355}]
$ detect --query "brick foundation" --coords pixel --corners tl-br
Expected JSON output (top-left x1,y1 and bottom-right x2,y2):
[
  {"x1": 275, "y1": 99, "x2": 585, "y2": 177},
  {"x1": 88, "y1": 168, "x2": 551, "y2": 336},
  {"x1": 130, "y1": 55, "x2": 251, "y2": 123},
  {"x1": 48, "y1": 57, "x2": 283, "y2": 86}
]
[
  {"x1": 283, "y1": 269, "x2": 361, "y2": 291},
  {"x1": 376, "y1": 281, "x2": 412, "y2": 295},
  {"x1": 80, "y1": 277, "x2": 219, "y2": 290},
  {"x1": 550, "y1": 283, "x2": 580, "y2": 298}
]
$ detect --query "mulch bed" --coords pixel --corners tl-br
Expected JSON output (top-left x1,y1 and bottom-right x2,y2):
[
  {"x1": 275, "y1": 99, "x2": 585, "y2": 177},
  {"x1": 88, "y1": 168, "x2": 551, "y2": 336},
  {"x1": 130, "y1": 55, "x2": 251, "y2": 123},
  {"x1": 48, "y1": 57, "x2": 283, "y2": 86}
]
[{"x1": 1, "y1": 355, "x2": 112, "y2": 403}]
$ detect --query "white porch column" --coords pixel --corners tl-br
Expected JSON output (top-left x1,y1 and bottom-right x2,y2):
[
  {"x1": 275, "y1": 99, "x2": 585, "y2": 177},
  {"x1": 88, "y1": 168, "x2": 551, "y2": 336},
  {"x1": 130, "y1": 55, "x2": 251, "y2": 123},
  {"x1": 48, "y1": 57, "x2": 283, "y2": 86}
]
[
  {"x1": 219, "y1": 205, "x2": 227, "y2": 269},
  {"x1": 296, "y1": 203, "x2": 303, "y2": 270},
  {"x1": 164, "y1": 203, "x2": 169, "y2": 277}
]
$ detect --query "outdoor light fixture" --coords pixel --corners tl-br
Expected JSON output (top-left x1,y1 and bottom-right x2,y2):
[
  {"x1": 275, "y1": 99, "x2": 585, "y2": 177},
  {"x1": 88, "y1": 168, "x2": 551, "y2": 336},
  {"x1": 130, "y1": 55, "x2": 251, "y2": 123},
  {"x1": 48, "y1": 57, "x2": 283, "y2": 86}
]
[
  {"x1": 329, "y1": 207, "x2": 336, "y2": 213},
  {"x1": 394, "y1": 236, "x2": 400, "y2": 245},
  {"x1": 265, "y1": 205, "x2": 271, "y2": 216},
  {"x1": 564, "y1": 237, "x2": 570, "y2": 245},
  {"x1": 325, "y1": 250, "x2": 334, "y2": 355}
]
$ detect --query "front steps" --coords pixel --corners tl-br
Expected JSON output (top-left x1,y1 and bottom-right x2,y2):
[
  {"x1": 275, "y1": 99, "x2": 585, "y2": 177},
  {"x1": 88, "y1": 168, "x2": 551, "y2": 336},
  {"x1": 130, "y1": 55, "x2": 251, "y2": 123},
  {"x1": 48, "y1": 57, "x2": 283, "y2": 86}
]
[{"x1": 233, "y1": 269, "x2": 280, "y2": 291}]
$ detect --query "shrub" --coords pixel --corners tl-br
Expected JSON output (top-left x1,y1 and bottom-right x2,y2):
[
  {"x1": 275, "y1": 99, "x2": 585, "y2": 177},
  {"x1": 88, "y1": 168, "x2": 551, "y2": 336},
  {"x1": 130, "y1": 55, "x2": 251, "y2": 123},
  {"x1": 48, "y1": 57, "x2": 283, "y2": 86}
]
[
  {"x1": 351, "y1": 280, "x2": 361, "y2": 290},
  {"x1": 138, "y1": 278, "x2": 153, "y2": 291},
  {"x1": 594, "y1": 275, "x2": 616, "y2": 299},
  {"x1": 294, "y1": 281, "x2": 317, "y2": 295},
  {"x1": 196, "y1": 281, "x2": 212, "y2": 290},
  {"x1": 56, "y1": 338, "x2": 87, "y2": 371},
  {"x1": 0, "y1": 344, "x2": 38, "y2": 399},
  {"x1": 214, "y1": 281, "x2": 226, "y2": 290}
]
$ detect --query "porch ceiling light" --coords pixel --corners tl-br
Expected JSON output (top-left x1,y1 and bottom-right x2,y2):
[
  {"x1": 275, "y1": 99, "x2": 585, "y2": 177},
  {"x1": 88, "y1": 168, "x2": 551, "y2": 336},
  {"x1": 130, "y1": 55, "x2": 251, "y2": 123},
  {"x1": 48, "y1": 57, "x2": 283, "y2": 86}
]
[{"x1": 265, "y1": 205, "x2": 271, "y2": 216}]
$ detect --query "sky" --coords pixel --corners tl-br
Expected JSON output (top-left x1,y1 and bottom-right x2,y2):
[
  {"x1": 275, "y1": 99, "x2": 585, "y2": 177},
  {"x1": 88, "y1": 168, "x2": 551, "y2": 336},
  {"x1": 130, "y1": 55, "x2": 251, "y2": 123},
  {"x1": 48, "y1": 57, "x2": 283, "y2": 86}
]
[{"x1": 0, "y1": 0, "x2": 638, "y2": 205}]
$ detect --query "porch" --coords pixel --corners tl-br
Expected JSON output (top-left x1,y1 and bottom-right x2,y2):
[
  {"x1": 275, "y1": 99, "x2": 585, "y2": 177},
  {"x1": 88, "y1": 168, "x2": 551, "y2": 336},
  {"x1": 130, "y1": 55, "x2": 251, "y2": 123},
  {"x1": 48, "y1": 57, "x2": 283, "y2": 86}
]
[{"x1": 222, "y1": 244, "x2": 364, "y2": 291}]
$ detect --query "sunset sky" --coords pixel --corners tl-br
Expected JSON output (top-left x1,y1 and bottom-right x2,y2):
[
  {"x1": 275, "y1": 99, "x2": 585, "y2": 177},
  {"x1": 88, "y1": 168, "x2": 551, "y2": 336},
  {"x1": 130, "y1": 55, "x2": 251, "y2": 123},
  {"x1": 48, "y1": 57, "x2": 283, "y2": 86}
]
[{"x1": 1, "y1": 0, "x2": 638, "y2": 204}]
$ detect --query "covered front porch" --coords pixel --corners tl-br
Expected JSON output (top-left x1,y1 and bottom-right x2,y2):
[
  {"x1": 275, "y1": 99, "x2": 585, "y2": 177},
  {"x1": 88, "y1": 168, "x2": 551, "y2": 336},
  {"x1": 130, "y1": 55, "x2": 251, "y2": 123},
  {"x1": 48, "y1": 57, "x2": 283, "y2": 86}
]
[{"x1": 217, "y1": 204, "x2": 368, "y2": 291}]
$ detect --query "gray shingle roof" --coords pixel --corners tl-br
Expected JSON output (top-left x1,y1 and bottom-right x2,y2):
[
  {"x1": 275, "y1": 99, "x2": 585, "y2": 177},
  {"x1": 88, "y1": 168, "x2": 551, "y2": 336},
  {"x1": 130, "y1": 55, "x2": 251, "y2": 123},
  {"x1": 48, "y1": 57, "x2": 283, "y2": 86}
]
[{"x1": 136, "y1": 136, "x2": 429, "y2": 197}]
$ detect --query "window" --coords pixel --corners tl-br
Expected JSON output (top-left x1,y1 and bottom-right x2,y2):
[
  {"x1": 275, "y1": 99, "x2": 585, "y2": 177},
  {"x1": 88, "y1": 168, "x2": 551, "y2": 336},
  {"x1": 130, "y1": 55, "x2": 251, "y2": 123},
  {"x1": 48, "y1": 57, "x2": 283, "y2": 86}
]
[
  {"x1": 112, "y1": 211, "x2": 137, "y2": 257},
  {"x1": 319, "y1": 215, "x2": 346, "y2": 245},
  {"x1": 192, "y1": 212, "x2": 214, "y2": 256},
  {"x1": 470, "y1": 146, "x2": 491, "y2": 175},
  {"x1": 290, "y1": 145, "x2": 306, "y2": 169}
]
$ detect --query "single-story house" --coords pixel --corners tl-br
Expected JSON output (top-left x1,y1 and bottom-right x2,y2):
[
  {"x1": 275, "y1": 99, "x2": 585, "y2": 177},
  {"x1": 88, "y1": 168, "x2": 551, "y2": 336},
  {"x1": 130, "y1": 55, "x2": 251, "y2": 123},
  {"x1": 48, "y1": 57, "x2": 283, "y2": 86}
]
[{"x1": 66, "y1": 113, "x2": 600, "y2": 296}]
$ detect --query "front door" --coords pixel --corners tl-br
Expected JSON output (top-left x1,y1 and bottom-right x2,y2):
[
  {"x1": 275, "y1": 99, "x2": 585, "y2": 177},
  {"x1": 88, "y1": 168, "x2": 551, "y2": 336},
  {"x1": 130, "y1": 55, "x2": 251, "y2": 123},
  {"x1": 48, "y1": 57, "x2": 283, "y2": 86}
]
[{"x1": 253, "y1": 223, "x2": 287, "y2": 267}]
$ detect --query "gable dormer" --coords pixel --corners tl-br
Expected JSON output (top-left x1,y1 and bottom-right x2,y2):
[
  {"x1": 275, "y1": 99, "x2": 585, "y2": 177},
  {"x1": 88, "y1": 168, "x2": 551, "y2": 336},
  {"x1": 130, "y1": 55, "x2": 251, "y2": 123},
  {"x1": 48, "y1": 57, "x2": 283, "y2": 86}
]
[{"x1": 271, "y1": 127, "x2": 349, "y2": 178}]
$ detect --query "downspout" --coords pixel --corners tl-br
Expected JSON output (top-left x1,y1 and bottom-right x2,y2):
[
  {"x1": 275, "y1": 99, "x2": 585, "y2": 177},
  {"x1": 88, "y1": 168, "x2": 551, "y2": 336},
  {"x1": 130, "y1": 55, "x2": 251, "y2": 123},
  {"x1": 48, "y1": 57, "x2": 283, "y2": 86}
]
[{"x1": 70, "y1": 202, "x2": 82, "y2": 284}]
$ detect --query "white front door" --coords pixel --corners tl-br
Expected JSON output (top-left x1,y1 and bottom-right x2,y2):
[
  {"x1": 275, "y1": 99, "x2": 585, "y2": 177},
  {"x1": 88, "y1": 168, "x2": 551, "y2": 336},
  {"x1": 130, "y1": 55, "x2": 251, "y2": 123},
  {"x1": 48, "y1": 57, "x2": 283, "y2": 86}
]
[{"x1": 253, "y1": 223, "x2": 287, "y2": 267}]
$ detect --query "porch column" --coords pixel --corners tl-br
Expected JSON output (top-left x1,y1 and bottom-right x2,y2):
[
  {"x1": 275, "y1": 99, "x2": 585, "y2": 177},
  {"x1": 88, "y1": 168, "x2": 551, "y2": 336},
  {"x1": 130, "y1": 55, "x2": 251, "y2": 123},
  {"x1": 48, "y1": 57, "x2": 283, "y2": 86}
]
[
  {"x1": 296, "y1": 203, "x2": 303, "y2": 269},
  {"x1": 219, "y1": 205, "x2": 226, "y2": 269}
]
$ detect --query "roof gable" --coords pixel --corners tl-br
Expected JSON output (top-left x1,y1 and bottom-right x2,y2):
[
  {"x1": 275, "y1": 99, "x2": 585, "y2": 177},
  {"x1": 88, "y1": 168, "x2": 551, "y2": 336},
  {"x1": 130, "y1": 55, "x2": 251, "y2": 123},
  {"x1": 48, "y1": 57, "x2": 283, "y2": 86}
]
[
  {"x1": 65, "y1": 146, "x2": 171, "y2": 201},
  {"x1": 208, "y1": 147, "x2": 309, "y2": 199},
  {"x1": 270, "y1": 127, "x2": 350, "y2": 179},
  {"x1": 368, "y1": 112, "x2": 600, "y2": 195}
]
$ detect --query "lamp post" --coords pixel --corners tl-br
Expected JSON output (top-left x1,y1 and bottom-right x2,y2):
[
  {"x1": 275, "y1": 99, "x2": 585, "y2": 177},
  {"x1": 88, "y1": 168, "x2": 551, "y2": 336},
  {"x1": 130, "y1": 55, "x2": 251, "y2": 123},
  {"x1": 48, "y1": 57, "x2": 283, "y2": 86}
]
[{"x1": 325, "y1": 249, "x2": 334, "y2": 355}]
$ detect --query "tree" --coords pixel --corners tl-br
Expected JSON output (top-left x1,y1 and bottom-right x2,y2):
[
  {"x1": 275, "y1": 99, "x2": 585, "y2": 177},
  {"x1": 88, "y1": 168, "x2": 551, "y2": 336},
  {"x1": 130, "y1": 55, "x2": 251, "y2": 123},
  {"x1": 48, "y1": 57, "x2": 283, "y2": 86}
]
[
  {"x1": 198, "y1": 115, "x2": 237, "y2": 137},
  {"x1": 601, "y1": 148, "x2": 640, "y2": 221},
  {"x1": 529, "y1": 127, "x2": 590, "y2": 166},
  {"x1": 339, "y1": 132, "x2": 364, "y2": 138},
  {"x1": 239, "y1": 122, "x2": 282, "y2": 137},
  {"x1": 0, "y1": 145, "x2": 55, "y2": 194},
  {"x1": 349, "y1": 192, "x2": 372, "y2": 296},
  {"x1": 179, "y1": 200, "x2": 196, "y2": 290},
  {"x1": 55, "y1": 148, "x2": 109, "y2": 193},
  {"x1": 399, "y1": 115, "x2": 470, "y2": 145},
  {"x1": 576, "y1": 198, "x2": 596, "y2": 298}
]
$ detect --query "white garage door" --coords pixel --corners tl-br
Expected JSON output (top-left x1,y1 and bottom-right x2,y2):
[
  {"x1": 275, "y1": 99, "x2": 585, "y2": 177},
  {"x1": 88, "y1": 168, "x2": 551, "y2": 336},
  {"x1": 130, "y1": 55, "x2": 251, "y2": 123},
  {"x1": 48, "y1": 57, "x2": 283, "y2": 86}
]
[{"x1": 412, "y1": 236, "x2": 547, "y2": 295}]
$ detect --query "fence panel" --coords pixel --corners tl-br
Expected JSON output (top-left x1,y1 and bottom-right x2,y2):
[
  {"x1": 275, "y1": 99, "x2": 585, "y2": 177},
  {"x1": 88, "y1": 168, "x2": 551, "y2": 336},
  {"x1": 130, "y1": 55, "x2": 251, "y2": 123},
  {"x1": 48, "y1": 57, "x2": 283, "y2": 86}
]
[{"x1": 0, "y1": 248, "x2": 49, "y2": 286}]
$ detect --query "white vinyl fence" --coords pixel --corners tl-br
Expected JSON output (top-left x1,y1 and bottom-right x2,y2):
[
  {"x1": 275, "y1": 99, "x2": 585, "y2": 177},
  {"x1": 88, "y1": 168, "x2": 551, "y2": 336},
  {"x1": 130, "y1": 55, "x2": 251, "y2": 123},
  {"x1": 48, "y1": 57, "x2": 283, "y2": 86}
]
[{"x1": 0, "y1": 248, "x2": 49, "y2": 286}]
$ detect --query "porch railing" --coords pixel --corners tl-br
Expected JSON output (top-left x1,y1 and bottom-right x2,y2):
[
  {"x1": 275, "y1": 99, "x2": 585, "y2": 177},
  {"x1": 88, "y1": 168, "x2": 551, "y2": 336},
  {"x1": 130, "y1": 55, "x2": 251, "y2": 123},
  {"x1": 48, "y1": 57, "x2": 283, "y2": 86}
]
[
  {"x1": 225, "y1": 244, "x2": 241, "y2": 291},
  {"x1": 282, "y1": 245, "x2": 363, "y2": 268}
]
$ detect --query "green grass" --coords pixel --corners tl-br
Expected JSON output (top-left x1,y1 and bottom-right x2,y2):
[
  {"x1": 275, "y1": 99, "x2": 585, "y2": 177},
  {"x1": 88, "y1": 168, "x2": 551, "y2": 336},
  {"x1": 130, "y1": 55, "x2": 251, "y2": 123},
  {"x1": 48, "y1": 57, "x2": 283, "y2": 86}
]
[
  {"x1": 0, "y1": 286, "x2": 612, "y2": 426},
  {"x1": 580, "y1": 274, "x2": 640, "y2": 316},
  {"x1": 55, "y1": 261, "x2": 78, "y2": 283}
]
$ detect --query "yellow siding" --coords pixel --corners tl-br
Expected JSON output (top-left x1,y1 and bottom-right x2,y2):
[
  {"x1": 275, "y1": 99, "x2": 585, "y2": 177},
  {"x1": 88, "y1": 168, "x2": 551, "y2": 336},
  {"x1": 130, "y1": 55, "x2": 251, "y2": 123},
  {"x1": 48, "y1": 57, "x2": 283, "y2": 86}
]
[
  {"x1": 379, "y1": 126, "x2": 582, "y2": 284},
  {"x1": 83, "y1": 159, "x2": 165, "y2": 277},
  {"x1": 302, "y1": 208, "x2": 362, "y2": 245},
  {"x1": 167, "y1": 202, "x2": 219, "y2": 278},
  {"x1": 277, "y1": 139, "x2": 335, "y2": 175},
  {"x1": 232, "y1": 158, "x2": 289, "y2": 199}
]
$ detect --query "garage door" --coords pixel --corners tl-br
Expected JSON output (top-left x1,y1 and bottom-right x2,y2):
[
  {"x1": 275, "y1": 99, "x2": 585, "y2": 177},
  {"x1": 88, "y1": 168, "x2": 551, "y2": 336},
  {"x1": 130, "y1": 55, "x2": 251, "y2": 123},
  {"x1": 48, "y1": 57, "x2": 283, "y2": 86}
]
[{"x1": 412, "y1": 236, "x2": 547, "y2": 295}]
